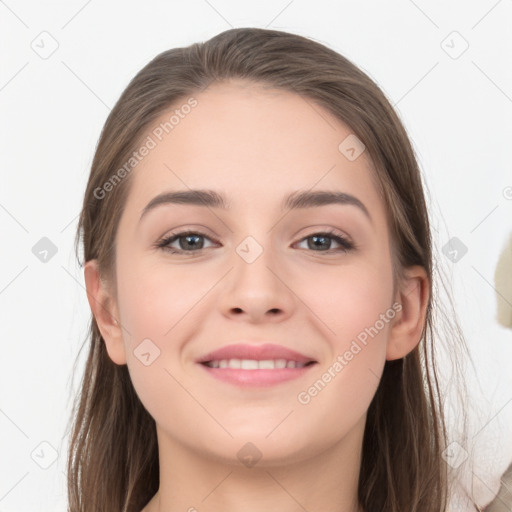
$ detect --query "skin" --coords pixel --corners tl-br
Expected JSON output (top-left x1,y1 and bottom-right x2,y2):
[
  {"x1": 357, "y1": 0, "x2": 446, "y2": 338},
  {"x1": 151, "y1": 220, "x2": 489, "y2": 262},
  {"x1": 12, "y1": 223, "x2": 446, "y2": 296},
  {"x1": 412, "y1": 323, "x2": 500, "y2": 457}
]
[{"x1": 84, "y1": 79, "x2": 429, "y2": 512}]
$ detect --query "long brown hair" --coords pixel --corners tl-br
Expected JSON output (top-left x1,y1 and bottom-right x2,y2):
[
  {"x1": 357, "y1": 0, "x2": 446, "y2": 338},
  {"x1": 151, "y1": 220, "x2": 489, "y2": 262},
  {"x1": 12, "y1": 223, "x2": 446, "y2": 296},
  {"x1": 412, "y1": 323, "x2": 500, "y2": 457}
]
[{"x1": 67, "y1": 27, "x2": 471, "y2": 512}]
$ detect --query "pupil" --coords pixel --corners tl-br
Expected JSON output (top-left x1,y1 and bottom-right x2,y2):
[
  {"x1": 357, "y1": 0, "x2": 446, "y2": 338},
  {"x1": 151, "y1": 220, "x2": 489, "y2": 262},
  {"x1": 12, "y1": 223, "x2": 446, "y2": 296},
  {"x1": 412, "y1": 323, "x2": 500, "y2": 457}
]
[
  {"x1": 310, "y1": 235, "x2": 329, "y2": 250},
  {"x1": 183, "y1": 234, "x2": 202, "y2": 250}
]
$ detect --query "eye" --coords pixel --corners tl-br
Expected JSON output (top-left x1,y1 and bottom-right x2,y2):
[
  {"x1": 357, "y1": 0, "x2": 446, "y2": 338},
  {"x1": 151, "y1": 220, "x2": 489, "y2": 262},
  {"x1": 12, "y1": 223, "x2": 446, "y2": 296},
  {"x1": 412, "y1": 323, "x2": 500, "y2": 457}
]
[
  {"x1": 294, "y1": 230, "x2": 354, "y2": 253},
  {"x1": 156, "y1": 230, "x2": 218, "y2": 254},
  {"x1": 156, "y1": 229, "x2": 354, "y2": 255}
]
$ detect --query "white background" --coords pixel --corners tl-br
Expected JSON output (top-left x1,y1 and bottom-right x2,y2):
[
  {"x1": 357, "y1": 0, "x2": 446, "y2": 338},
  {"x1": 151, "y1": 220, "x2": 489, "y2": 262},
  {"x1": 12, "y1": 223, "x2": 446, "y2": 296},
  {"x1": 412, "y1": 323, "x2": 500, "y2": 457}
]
[{"x1": 1, "y1": 1, "x2": 511, "y2": 510}]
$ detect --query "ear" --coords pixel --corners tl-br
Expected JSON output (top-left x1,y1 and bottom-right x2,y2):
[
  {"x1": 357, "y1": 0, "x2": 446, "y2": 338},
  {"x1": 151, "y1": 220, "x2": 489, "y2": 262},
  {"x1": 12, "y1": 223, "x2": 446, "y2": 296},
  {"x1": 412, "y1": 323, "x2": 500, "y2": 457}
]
[
  {"x1": 386, "y1": 265, "x2": 430, "y2": 361},
  {"x1": 83, "y1": 259, "x2": 127, "y2": 365}
]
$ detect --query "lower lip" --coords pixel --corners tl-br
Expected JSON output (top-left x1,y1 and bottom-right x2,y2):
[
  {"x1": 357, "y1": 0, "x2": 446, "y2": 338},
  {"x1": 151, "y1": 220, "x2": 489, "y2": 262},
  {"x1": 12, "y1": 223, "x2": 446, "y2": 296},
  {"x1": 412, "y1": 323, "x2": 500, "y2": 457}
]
[{"x1": 198, "y1": 363, "x2": 317, "y2": 387}]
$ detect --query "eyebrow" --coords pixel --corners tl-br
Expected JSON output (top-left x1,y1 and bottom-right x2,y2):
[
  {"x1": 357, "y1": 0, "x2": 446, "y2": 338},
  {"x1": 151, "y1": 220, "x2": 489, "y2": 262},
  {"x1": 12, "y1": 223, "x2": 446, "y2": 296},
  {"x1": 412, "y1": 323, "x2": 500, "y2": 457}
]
[{"x1": 139, "y1": 189, "x2": 372, "y2": 224}]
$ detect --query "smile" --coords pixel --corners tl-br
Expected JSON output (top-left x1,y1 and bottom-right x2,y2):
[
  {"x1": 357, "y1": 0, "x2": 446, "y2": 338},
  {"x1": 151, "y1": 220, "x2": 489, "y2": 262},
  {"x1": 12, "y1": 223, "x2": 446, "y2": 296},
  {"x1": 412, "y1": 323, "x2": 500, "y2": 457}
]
[{"x1": 198, "y1": 359, "x2": 317, "y2": 387}]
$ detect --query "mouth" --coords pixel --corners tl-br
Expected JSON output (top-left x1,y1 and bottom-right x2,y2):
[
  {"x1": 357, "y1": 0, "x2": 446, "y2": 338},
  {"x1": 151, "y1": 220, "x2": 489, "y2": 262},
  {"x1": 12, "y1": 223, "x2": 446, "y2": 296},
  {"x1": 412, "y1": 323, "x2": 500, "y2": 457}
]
[
  {"x1": 195, "y1": 342, "x2": 318, "y2": 387},
  {"x1": 201, "y1": 359, "x2": 317, "y2": 369},
  {"x1": 198, "y1": 359, "x2": 318, "y2": 387}
]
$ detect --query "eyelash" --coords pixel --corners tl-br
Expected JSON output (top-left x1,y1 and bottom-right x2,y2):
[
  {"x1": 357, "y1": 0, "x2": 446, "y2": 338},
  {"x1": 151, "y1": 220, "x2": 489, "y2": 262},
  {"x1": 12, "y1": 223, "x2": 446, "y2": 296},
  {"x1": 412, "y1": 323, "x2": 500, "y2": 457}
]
[{"x1": 155, "y1": 229, "x2": 355, "y2": 256}]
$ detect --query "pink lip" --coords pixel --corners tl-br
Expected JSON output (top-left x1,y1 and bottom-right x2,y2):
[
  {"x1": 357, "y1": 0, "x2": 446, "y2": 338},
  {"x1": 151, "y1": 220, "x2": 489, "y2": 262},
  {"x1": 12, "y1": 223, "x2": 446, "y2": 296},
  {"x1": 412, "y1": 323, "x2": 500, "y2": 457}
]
[{"x1": 195, "y1": 343, "x2": 316, "y2": 364}]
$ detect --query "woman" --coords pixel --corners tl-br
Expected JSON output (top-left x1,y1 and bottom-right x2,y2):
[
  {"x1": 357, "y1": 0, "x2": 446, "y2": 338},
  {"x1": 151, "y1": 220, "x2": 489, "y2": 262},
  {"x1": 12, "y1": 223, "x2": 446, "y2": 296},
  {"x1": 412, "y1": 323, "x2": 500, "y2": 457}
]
[{"x1": 67, "y1": 27, "x2": 470, "y2": 512}]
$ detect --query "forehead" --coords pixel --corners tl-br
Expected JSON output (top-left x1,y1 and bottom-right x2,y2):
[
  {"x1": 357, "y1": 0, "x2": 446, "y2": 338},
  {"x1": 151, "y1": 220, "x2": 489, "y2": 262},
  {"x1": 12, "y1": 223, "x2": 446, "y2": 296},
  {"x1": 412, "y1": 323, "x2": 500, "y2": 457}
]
[{"x1": 125, "y1": 80, "x2": 386, "y2": 224}]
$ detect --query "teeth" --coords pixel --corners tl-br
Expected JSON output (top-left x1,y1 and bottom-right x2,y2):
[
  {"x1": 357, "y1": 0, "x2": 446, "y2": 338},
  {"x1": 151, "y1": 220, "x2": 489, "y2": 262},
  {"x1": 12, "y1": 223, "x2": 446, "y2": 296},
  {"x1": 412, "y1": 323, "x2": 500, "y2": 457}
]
[
  {"x1": 206, "y1": 358, "x2": 309, "y2": 369},
  {"x1": 241, "y1": 359, "x2": 259, "y2": 370}
]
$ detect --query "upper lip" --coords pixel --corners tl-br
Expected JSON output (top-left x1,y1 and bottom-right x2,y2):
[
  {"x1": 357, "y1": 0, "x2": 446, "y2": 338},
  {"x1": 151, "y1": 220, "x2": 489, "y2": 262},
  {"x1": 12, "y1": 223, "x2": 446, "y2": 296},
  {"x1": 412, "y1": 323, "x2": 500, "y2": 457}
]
[{"x1": 196, "y1": 343, "x2": 317, "y2": 364}]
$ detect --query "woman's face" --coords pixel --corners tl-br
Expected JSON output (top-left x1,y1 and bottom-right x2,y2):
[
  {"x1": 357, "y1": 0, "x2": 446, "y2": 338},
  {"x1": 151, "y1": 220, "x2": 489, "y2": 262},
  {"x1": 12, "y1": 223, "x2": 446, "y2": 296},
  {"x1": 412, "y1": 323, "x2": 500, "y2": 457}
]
[{"x1": 99, "y1": 80, "x2": 402, "y2": 465}]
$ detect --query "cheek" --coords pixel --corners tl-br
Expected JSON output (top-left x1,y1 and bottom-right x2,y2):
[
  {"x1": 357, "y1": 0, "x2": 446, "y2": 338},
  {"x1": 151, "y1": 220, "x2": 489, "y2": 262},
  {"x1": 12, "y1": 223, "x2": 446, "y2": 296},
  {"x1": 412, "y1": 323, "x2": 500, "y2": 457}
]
[
  {"x1": 293, "y1": 260, "x2": 394, "y2": 405},
  {"x1": 116, "y1": 259, "x2": 199, "y2": 343},
  {"x1": 293, "y1": 266, "x2": 393, "y2": 438},
  {"x1": 301, "y1": 260, "x2": 394, "y2": 348},
  {"x1": 114, "y1": 261, "x2": 198, "y2": 421}
]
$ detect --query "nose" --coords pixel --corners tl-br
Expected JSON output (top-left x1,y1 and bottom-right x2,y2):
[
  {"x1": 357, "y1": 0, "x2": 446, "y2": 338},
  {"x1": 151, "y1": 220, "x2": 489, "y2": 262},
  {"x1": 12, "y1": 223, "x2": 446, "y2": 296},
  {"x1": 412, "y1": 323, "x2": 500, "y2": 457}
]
[{"x1": 218, "y1": 237, "x2": 296, "y2": 324}]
